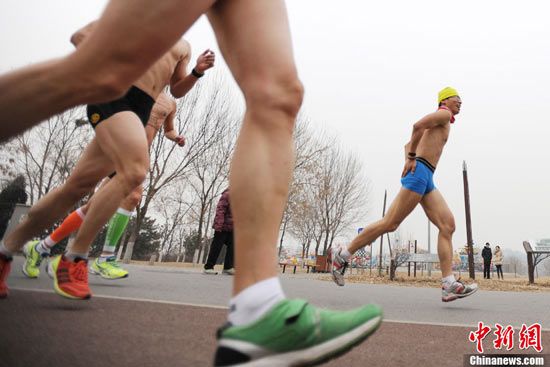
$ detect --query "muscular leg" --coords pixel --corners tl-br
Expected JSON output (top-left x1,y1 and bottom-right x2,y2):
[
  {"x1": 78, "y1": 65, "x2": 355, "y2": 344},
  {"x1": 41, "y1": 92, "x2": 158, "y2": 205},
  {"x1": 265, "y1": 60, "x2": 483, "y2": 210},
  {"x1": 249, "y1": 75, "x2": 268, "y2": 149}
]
[
  {"x1": 0, "y1": 0, "x2": 215, "y2": 141},
  {"x1": 3, "y1": 139, "x2": 114, "y2": 252},
  {"x1": 99, "y1": 184, "x2": 143, "y2": 257},
  {"x1": 208, "y1": 0, "x2": 304, "y2": 295},
  {"x1": 70, "y1": 112, "x2": 149, "y2": 255},
  {"x1": 348, "y1": 188, "x2": 423, "y2": 254},
  {"x1": 420, "y1": 189, "x2": 456, "y2": 278}
]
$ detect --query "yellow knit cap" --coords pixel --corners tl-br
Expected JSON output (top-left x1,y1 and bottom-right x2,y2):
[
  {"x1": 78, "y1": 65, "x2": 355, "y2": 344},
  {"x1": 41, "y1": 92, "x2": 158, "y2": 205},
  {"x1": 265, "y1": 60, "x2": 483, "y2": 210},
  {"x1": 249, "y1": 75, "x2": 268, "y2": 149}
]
[{"x1": 438, "y1": 87, "x2": 459, "y2": 103}]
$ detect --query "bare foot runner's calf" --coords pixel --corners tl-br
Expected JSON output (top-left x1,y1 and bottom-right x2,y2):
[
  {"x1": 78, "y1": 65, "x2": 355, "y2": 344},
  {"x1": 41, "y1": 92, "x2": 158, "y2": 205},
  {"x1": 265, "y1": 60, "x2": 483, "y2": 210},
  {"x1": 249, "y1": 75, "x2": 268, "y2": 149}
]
[
  {"x1": 21, "y1": 91, "x2": 189, "y2": 281},
  {"x1": 0, "y1": 20, "x2": 214, "y2": 300},
  {"x1": 329, "y1": 87, "x2": 478, "y2": 303},
  {"x1": 0, "y1": 1, "x2": 383, "y2": 365}
]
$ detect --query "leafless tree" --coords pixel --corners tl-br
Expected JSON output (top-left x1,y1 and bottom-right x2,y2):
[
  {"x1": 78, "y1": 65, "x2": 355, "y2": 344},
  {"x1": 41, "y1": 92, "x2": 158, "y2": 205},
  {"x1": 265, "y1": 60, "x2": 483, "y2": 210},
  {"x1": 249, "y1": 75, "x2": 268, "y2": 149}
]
[
  {"x1": 311, "y1": 146, "x2": 371, "y2": 256},
  {"x1": 279, "y1": 116, "x2": 328, "y2": 257},
  {"x1": 123, "y1": 71, "x2": 241, "y2": 261},
  {"x1": 156, "y1": 196, "x2": 194, "y2": 261},
  {"x1": 1, "y1": 108, "x2": 89, "y2": 204}
]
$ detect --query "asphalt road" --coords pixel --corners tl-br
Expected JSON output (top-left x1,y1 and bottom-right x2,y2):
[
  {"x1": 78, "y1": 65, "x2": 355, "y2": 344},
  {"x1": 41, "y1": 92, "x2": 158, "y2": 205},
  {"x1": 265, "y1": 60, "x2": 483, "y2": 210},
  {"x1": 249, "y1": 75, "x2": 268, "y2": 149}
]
[{"x1": 1, "y1": 256, "x2": 548, "y2": 367}]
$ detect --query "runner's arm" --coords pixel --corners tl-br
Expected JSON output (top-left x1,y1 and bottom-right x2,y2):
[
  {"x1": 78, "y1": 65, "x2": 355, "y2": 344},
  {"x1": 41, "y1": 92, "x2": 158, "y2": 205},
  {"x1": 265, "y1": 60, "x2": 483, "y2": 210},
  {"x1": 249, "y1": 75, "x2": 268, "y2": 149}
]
[
  {"x1": 170, "y1": 48, "x2": 215, "y2": 98},
  {"x1": 163, "y1": 101, "x2": 185, "y2": 146},
  {"x1": 407, "y1": 109, "x2": 451, "y2": 154}
]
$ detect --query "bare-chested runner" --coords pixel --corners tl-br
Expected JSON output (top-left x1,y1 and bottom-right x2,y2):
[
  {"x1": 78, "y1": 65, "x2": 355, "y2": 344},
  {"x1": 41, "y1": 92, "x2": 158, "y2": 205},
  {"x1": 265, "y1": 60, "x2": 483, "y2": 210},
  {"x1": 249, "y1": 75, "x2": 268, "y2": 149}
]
[
  {"x1": 0, "y1": 2, "x2": 383, "y2": 365},
  {"x1": 329, "y1": 87, "x2": 479, "y2": 303},
  {"x1": 0, "y1": 19, "x2": 214, "y2": 297},
  {"x1": 20, "y1": 91, "x2": 184, "y2": 281}
]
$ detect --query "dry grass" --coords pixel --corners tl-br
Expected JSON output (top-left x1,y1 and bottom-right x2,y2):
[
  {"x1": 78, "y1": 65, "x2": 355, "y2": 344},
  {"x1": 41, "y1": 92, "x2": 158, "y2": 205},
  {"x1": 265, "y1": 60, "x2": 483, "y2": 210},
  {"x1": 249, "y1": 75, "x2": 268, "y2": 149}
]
[
  {"x1": 317, "y1": 271, "x2": 550, "y2": 293},
  {"x1": 129, "y1": 260, "x2": 550, "y2": 292}
]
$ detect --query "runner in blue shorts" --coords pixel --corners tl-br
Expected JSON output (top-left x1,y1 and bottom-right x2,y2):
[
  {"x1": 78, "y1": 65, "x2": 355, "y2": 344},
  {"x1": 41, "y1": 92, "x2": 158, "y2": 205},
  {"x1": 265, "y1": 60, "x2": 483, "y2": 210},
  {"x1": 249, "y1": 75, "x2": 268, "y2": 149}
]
[{"x1": 330, "y1": 87, "x2": 479, "y2": 303}]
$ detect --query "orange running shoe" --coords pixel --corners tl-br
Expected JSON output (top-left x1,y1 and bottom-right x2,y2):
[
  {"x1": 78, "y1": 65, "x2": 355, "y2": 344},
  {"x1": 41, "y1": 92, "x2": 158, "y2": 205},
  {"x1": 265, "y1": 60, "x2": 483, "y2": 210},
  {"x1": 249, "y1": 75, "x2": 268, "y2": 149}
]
[
  {"x1": 0, "y1": 253, "x2": 12, "y2": 298},
  {"x1": 48, "y1": 255, "x2": 91, "y2": 300}
]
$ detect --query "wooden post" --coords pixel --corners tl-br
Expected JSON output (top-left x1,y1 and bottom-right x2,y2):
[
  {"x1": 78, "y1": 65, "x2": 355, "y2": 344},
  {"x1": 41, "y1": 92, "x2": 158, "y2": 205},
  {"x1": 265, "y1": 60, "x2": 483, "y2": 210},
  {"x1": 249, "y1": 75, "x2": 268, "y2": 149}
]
[
  {"x1": 414, "y1": 240, "x2": 417, "y2": 278},
  {"x1": 523, "y1": 241, "x2": 535, "y2": 284},
  {"x1": 463, "y1": 161, "x2": 476, "y2": 279},
  {"x1": 408, "y1": 240, "x2": 411, "y2": 277},
  {"x1": 378, "y1": 190, "x2": 387, "y2": 276}
]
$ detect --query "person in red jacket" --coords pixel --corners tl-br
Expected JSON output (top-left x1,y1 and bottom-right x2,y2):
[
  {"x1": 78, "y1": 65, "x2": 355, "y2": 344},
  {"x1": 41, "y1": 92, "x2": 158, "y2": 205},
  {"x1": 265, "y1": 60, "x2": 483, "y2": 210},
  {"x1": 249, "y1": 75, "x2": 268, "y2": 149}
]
[{"x1": 204, "y1": 188, "x2": 234, "y2": 275}]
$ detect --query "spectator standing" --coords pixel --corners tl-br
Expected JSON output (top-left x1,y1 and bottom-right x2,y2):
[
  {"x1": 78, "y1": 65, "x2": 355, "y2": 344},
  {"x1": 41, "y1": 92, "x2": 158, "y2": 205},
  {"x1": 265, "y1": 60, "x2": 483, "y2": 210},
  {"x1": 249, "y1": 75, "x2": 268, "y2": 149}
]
[
  {"x1": 493, "y1": 245, "x2": 504, "y2": 279},
  {"x1": 204, "y1": 188, "x2": 234, "y2": 275},
  {"x1": 482, "y1": 242, "x2": 493, "y2": 279}
]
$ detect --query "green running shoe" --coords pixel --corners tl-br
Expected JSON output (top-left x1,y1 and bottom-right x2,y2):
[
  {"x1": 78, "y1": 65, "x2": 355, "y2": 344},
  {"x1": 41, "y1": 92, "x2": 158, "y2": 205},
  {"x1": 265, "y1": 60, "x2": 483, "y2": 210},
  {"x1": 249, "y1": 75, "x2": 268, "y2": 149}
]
[
  {"x1": 214, "y1": 299, "x2": 383, "y2": 366},
  {"x1": 89, "y1": 256, "x2": 129, "y2": 280},
  {"x1": 22, "y1": 240, "x2": 44, "y2": 278}
]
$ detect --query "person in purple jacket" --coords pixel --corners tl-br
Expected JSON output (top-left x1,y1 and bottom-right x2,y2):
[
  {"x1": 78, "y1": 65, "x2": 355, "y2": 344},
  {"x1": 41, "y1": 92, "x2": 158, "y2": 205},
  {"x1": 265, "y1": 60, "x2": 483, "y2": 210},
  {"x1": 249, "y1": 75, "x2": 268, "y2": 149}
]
[{"x1": 204, "y1": 188, "x2": 234, "y2": 275}]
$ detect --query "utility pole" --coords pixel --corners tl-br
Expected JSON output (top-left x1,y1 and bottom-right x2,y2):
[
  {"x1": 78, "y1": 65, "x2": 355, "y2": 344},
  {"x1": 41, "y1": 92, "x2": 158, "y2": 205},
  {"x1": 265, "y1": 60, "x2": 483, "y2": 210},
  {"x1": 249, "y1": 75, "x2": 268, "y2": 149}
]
[
  {"x1": 463, "y1": 161, "x2": 475, "y2": 279},
  {"x1": 427, "y1": 220, "x2": 432, "y2": 277},
  {"x1": 378, "y1": 190, "x2": 387, "y2": 276}
]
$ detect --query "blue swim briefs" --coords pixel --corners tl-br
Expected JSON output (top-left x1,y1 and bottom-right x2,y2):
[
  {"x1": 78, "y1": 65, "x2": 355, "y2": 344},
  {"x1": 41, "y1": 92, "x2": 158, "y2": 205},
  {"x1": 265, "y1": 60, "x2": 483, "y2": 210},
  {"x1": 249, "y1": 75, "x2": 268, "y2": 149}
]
[{"x1": 400, "y1": 157, "x2": 436, "y2": 196}]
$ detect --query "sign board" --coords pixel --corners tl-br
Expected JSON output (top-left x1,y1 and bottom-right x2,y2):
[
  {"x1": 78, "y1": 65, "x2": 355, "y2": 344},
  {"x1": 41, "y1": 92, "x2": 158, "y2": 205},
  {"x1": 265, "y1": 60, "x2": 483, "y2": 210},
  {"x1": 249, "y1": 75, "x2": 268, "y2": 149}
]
[{"x1": 404, "y1": 253, "x2": 439, "y2": 263}]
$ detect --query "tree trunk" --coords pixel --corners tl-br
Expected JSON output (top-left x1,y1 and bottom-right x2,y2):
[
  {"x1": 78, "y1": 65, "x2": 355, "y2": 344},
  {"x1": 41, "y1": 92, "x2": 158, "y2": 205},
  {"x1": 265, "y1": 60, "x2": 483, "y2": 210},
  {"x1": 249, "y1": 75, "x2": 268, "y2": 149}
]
[
  {"x1": 195, "y1": 206, "x2": 206, "y2": 264},
  {"x1": 278, "y1": 218, "x2": 288, "y2": 256},
  {"x1": 122, "y1": 230, "x2": 137, "y2": 264}
]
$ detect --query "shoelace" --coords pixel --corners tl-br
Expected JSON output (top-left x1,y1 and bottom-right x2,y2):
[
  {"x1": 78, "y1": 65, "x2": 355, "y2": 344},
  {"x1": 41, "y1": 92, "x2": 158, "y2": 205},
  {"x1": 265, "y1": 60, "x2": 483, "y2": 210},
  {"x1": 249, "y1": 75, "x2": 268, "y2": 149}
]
[{"x1": 71, "y1": 261, "x2": 88, "y2": 283}]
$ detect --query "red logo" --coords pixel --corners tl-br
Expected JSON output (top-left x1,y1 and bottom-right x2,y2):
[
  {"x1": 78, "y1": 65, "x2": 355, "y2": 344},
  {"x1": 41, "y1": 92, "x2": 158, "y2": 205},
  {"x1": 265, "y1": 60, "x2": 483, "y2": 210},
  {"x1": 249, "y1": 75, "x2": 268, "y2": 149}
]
[
  {"x1": 493, "y1": 324, "x2": 514, "y2": 351},
  {"x1": 469, "y1": 322, "x2": 544, "y2": 354},
  {"x1": 469, "y1": 322, "x2": 492, "y2": 353},
  {"x1": 519, "y1": 323, "x2": 543, "y2": 353}
]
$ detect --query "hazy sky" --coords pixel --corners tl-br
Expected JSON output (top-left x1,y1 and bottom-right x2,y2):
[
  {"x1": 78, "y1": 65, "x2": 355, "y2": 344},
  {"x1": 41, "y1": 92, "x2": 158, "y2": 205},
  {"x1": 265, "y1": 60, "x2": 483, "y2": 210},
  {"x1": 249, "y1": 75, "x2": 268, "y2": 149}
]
[{"x1": 1, "y1": 1, "x2": 549, "y2": 254}]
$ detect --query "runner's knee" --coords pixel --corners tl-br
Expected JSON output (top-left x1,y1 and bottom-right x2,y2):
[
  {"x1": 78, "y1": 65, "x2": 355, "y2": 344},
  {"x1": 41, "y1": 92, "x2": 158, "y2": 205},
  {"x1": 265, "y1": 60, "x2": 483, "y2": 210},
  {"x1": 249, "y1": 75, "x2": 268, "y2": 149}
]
[
  {"x1": 118, "y1": 164, "x2": 147, "y2": 196},
  {"x1": 381, "y1": 217, "x2": 400, "y2": 233},
  {"x1": 244, "y1": 75, "x2": 304, "y2": 123},
  {"x1": 125, "y1": 186, "x2": 143, "y2": 208},
  {"x1": 439, "y1": 220, "x2": 456, "y2": 237}
]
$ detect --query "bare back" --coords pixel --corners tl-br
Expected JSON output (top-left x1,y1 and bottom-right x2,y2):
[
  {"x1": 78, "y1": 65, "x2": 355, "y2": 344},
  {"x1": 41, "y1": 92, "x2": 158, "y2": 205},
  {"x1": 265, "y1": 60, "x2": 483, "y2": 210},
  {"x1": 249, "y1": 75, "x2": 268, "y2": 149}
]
[
  {"x1": 134, "y1": 40, "x2": 190, "y2": 99},
  {"x1": 73, "y1": 23, "x2": 190, "y2": 100},
  {"x1": 416, "y1": 121, "x2": 451, "y2": 167}
]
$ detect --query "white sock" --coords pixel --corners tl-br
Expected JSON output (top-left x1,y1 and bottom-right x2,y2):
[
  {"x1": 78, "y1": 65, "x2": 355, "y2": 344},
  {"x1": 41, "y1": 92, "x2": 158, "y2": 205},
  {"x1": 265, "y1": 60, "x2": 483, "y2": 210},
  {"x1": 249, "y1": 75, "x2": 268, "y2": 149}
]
[
  {"x1": 75, "y1": 207, "x2": 86, "y2": 219},
  {"x1": 228, "y1": 277, "x2": 285, "y2": 326},
  {"x1": 0, "y1": 242, "x2": 13, "y2": 257},
  {"x1": 340, "y1": 247, "x2": 351, "y2": 261},
  {"x1": 35, "y1": 240, "x2": 52, "y2": 256},
  {"x1": 43, "y1": 236, "x2": 56, "y2": 248},
  {"x1": 442, "y1": 275, "x2": 455, "y2": 285},
  {"x1": 98, "y1": 253, "x2": 115, "y2": 263}
]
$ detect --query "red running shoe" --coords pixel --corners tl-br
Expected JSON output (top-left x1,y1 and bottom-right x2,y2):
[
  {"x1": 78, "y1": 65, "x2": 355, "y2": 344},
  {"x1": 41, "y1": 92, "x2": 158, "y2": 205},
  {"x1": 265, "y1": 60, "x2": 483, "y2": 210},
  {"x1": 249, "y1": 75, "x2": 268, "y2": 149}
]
[
  {"x1": 0, "y1": 253, "x2": 12, "y2": 298},
  {"x1": 48, "y1": 255, "x2": 91, "y2": 300}
]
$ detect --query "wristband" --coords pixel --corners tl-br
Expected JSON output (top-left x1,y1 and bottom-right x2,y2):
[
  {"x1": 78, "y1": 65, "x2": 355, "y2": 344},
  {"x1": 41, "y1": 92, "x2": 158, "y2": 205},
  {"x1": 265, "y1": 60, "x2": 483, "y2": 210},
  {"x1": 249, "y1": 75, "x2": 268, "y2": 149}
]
[
  {"x1": 191, "y1": 68, "x2": 204, "y2": 78},
  {"x1": 407, "y1": 152, "x2": 416, "y2": 158}
]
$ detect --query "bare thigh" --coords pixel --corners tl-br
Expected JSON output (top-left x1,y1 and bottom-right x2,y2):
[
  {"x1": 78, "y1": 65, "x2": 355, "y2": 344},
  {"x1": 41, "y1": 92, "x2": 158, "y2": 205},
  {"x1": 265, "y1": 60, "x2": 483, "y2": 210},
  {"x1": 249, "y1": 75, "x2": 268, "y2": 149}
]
[
  {"x1": 64, "y1": 138, "x2": 116, "y2": 194},
  {"x1": 94, "y1": 112, "x2": 149, "y2": 174},
  {"x1": 383, "y1": 187, "x2": 423, "y2": 227},
  {"x1": 207, "y1": 0, "x2": 299, "y2": 91},
  {"x1": 65, "y1": 0, "x2": 216, "y2": 95},
  {"x1": 420, "y1": 189, "x2": 455, "y2": 230}
]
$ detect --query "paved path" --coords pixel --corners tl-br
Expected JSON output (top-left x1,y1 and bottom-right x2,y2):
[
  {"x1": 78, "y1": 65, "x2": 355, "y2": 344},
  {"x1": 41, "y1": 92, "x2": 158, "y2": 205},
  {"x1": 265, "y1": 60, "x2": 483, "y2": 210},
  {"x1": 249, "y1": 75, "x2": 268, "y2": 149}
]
[{"x1": 1, "y1": 256, "x2": 548, "y2": 366}]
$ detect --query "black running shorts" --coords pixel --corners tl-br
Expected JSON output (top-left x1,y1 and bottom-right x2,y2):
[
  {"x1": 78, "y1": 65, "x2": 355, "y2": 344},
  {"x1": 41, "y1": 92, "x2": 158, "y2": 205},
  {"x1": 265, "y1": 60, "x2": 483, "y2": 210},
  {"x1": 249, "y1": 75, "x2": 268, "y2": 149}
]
[{"x1": 86, "y1": 86, "x2": 155, "y2": 129}]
